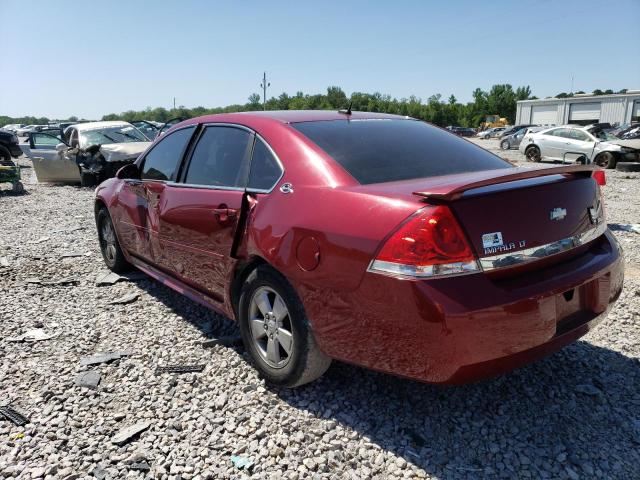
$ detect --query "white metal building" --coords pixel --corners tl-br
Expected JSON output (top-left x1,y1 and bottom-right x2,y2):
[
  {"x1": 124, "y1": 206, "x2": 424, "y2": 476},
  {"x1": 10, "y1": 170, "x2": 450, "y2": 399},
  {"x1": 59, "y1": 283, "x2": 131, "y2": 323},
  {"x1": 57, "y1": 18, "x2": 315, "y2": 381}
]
[{"x1": 515, "y1": 92, "x2": 640, "y2": 126}]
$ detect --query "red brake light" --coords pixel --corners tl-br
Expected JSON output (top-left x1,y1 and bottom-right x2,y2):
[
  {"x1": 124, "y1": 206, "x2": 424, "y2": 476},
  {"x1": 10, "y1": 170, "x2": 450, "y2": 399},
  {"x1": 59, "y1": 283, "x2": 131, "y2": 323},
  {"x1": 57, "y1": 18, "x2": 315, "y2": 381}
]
[
  {"x1": 592, "y1": 170, "x2": 606, "y2": 186},
  {"x1": 370, "y1": 206, "x2": 479, "y2": 278}
]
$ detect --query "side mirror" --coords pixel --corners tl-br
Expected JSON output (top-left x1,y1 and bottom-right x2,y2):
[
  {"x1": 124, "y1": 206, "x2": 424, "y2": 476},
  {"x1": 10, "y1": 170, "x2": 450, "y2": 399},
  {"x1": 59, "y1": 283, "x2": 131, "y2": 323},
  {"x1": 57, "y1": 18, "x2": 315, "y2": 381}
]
[
  {"x1": 55, "y1": 143, "x2": 67, "y2": 152},
  {"x1": 116, "y1": 163, "x2": 140, "y2": 180}
]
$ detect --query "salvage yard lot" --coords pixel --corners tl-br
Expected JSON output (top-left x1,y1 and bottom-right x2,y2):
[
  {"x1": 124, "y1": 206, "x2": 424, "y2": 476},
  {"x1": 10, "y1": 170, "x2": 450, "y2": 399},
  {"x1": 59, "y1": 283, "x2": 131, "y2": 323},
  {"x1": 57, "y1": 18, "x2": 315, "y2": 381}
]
[{"x1": 1, "y1": 139, "x2": 639, "y2": 479}]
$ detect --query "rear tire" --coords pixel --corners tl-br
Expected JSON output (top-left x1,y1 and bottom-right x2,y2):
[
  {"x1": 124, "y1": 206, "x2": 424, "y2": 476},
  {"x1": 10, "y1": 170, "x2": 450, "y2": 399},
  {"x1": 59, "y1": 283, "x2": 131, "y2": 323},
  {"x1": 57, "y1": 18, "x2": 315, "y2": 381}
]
[
  {"x1": 616, "y1": 162, "x2": 640, "y2": 172},
  {"x1": 97, "y1": 207, "x2": 130, "y2": 272},
  {"x1": 525, "y1": 146, "x2": 541, "y2": 162},
  {"x1": 238, "y1": 265, "x2": 331, "y2": 387},
  {"x1": 500, "y1": 140, "x2": 510, "y2": 150},
  {"x1": 595, "y1": 152, "x2": 617, "y2": 169},
  {"x1": 12, "y1": 182, "x2": 24, "y2": 194}
]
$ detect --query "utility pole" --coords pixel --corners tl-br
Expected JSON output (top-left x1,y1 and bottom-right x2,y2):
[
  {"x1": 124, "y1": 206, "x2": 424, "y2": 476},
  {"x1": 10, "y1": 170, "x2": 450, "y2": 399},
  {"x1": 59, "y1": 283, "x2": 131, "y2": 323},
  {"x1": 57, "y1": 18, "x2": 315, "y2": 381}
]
[
  {"x1": 570, "y1": 76, "x2": 574, "y2": 95},
  {"x1": 173, "y1": 97, "x2": 176, "y2": 110},
  {"x1": 260, "y1": 72, "x2": 270, "y2": 111}
]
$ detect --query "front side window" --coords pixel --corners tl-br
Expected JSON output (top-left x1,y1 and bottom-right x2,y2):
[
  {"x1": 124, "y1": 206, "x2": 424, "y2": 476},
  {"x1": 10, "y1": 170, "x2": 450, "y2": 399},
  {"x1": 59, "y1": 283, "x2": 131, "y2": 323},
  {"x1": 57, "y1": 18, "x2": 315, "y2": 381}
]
[
  {"x1": 184, "y1": 126, "x2": 251, "y2": 187},
  {"x1": 248, "y1": 138, "x2": 282, "y2": 191},
  {"x1": 292, "y1": 119, "x2": 509, "y2": 185},
  {"x1": 141, "y1": 126, "x2": 194, "y2": 181},
  {"x1": 569, "y1": 130, "x2": 591, "y2": 142}
]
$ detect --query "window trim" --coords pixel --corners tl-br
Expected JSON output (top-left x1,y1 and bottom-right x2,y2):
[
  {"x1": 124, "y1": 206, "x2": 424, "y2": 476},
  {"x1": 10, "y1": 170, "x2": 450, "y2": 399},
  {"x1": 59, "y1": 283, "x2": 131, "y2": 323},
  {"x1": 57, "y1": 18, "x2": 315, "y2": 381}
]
[
  {"x1": 173, "y1": 122, "x2": 285, "y2": 193},
  {"x1": 138, "y1": 124, "x2": 196, "y2": 183},
  {"x1": 246, "y1": 133, "x2": 285, "y2": 194}
]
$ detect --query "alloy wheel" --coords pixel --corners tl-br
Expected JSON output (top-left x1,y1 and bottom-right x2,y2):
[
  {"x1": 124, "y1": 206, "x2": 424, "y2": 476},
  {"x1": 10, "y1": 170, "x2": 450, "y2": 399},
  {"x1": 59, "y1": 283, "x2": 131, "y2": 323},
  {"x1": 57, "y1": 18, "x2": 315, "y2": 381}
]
[
  {"x1": 248, "y1": 286, "x2": 294, "y2": 368},
  {"x1": 100, "y1": 217, "x2": 117, "y2": 264}
]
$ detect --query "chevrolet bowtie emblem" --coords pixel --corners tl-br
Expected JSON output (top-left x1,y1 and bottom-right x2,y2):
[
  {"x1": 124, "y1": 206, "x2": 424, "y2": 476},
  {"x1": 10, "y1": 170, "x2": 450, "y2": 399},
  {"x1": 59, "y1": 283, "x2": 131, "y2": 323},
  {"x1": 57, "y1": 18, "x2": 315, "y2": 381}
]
[{"x1": 550, "y1": 207, "x2": 567, "y2": 221}]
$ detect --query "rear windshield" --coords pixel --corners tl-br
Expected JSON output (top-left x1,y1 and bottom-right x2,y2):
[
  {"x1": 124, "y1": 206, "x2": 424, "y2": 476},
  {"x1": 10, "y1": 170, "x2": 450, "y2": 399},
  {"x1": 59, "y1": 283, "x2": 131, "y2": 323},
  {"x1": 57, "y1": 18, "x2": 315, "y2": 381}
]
[{"x1": 292, "y1": 119, "x2": 510, "y2": 184}]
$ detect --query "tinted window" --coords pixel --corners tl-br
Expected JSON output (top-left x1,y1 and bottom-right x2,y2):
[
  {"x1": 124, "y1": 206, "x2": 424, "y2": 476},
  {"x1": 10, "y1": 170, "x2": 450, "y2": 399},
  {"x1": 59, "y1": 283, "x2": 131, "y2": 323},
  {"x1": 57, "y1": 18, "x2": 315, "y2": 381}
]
[
  {"x1": 141, "y1": 126, "x2": 194, "y2": 181},
  {"x1": 570, "y1": 129, "x2": 591, "y2": 141},
  {"x1": 185, "y1": 126, "x2": 251, "y2": 187},
  {"x1": 292, "y1": 119, "x2": 509, "y2": 184},
  {"x1": 248, "y1": 138, "x2": 282, "y2": 190}
]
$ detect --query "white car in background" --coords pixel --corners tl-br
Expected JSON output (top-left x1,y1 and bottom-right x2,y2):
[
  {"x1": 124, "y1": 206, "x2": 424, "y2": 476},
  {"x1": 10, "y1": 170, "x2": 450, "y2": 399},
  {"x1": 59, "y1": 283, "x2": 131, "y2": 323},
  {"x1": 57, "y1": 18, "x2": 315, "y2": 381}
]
[
  {"x1": 519, "y1": 125, "x2": 640, "y2": 169},
  {"x1": 24, "y1": 121, "x2": 151, "y2": 185}
]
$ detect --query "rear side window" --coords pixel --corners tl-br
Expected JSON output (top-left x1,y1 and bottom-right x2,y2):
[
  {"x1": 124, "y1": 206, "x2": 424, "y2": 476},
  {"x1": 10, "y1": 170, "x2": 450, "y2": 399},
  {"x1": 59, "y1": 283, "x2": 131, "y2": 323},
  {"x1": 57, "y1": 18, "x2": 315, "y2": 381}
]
[
  {"x1": 184, "y1": 126, "x2": 251, "y2": 188},
  {"x1": 141, "y1": 126, "x2": 194, "y2": 181},
  {"x1": 248, "y1": 138, "x2": 282, "y2": 191},
  {"x1": 291, "y1": 120, "x2": 509, "y2": 185}
]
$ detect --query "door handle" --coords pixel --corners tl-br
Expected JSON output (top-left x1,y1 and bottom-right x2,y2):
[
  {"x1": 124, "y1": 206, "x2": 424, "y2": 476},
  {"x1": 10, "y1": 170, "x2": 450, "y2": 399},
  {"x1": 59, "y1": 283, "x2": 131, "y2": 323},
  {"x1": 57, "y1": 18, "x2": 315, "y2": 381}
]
[{"x1": 213, "y1": 208, "x2": 237, "y2": 222}]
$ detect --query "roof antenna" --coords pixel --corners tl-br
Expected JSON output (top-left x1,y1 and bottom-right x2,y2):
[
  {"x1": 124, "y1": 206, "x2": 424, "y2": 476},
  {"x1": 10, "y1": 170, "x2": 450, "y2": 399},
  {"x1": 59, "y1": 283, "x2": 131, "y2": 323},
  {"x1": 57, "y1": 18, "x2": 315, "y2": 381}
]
[{"x1": 338, "y1": 100, "x2": 353, "y2": 115}]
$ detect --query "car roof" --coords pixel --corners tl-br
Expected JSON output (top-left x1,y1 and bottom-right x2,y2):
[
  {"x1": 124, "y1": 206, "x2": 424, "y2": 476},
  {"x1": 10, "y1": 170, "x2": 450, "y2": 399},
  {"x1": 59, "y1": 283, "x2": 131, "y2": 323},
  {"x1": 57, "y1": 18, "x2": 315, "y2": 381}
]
[
  {"x1": 71, "y1": 121, "x2": 132, "y2": 132},
  {"x1": 182, "y1": 110, "x2": 409, "y2": 126}
]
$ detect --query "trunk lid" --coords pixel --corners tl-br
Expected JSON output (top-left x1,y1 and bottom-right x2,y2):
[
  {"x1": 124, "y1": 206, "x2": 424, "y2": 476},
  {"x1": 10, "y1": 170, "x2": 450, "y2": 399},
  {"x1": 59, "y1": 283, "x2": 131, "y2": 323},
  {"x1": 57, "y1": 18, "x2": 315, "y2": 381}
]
[
  {"x1": 354, "y1": 165, "x2": 604, "y2": 272},
  {"x1": 411, "y1": 165, "x2": 604, "y2": 268}
]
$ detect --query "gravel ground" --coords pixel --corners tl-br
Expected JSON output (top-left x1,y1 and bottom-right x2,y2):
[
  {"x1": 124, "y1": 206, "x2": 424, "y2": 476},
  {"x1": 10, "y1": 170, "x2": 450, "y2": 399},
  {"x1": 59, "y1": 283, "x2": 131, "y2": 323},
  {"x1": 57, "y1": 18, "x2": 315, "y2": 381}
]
[{"x1": 0, "y1": 140, "x2": 639, "y2": 480}]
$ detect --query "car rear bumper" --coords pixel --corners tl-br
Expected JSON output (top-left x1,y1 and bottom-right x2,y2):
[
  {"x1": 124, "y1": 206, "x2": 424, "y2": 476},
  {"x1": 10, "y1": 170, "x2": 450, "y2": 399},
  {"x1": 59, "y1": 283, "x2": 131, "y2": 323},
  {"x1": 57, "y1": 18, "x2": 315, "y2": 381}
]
[{"x1": 311, "y1": 230, "x2": 624, "y2": 384}]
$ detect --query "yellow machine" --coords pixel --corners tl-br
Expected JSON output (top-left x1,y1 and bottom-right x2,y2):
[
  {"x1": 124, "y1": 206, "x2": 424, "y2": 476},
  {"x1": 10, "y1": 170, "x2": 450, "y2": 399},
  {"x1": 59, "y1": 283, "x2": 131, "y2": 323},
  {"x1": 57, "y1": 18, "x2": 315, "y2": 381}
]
[{"x1": 480, "y1": 115, "x2": 508, "y2": 130}]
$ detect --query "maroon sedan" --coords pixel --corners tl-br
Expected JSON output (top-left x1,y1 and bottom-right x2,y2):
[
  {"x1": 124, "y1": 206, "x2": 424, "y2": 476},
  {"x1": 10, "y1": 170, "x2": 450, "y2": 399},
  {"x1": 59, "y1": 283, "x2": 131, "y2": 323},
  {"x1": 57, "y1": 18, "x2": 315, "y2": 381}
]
[{"x1": 94, "y1": 111, "x2": 624, "y2": 387}]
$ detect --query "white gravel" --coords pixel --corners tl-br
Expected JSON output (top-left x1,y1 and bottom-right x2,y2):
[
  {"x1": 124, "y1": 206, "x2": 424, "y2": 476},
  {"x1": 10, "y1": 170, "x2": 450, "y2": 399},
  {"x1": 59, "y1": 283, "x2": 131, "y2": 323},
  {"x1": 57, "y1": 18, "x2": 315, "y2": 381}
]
[{"x1": 0, "y1": 142, "x2": 639, "y2": 479}]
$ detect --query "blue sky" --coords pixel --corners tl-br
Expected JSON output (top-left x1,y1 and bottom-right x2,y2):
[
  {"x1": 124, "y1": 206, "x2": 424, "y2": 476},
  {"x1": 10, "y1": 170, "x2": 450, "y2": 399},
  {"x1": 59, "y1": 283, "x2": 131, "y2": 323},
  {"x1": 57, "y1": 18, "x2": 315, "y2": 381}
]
[{"x1": 1, "y1": 0, "x2": 639, "y2": 119}]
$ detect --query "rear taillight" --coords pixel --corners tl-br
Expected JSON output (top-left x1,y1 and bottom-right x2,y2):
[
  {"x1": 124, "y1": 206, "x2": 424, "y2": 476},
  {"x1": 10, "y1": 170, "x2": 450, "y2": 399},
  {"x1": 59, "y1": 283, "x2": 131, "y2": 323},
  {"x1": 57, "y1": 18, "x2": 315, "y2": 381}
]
[
  {"x1": 369, "y1": 206, "x2": 480, "y2": 278},
  {"x1": 593, "y1": 170, "x2": 606, "y2": 186}
]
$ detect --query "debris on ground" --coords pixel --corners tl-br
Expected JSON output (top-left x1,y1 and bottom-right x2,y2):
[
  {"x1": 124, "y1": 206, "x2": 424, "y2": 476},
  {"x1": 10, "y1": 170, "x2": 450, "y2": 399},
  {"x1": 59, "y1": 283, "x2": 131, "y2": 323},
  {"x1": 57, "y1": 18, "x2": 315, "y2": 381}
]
[
  {"x1": 156, "y1": 364, "x2": 206, "y2": 374},
  {"x1": 42, "y1": 277, "x2": 80, "y2": 286},
  {"x1": 201, "y1": 335, "x2": 244, "y2": 349},
  {"x1": 0, "y1": 406, "x2": 30, "y2": 426},
  {"x1": 608, "y1": 223, "x2": 640, "y2": 234},
  {"x1": 7, "y1": 328, "x2": 58, "y2": 342},
  {"x1": 74, "y1": 371, "x2": 101, "y2": 389},
  {"x1": 61, "y1": 252, "x2": 88, "y2": 259},
  {"x1": 95, "y1": 271, "x2": 124, "y2": 286},
  {"x1": 79, "y1": 352, "x2": 121, "y2": 366},
  {"x1": 230, "y1": 455, "x2": 254, "y2": 471},
  {"x1": 111, "y1": 421, "x2": 151, "y2": 446},
  {"x1": 96, "y1": 270, "x2": 147, "y2": 286},
  {"x1": 108, "y1": 292, "x2": 139, "y2": 305},
  {"x1": 0, "y1": 257, "x2": 9, "y2": 267},
  {"x1": 128, "y1": 461, "x2": 151, "y2": 472}
]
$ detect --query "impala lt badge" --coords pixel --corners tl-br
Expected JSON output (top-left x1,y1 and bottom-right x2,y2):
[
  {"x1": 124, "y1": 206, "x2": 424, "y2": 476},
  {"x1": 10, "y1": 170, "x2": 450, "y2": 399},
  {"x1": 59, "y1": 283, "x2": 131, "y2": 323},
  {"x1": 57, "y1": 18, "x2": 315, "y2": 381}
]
[{"x1": 550, "y1": 207, "x2": 567, "y2": 221}]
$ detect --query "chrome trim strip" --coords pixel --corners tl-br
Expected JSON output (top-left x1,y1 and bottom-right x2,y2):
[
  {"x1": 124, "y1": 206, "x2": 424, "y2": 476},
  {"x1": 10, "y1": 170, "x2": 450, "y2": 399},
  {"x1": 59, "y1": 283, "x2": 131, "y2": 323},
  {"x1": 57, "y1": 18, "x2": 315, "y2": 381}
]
[
  {"x1": 480, "y1": 222, "x2": 607, "y2": 271},
  {"x1": 367, "y1": 259, "x2": 481, "y2": 279},
  {"x1": 165, "y1": 182, "x2": 244, "y2": 191}
]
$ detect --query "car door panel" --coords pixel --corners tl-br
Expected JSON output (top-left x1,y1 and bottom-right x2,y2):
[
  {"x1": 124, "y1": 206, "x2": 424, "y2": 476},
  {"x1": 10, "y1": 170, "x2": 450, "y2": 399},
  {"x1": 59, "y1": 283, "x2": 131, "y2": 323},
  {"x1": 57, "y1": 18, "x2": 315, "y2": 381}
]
[
  {"x1": 116, "y1": 125, "x2": 197, "y2": 265},
  {"x1": 155, "y1": 125, "x2": 253, "y2": 300},
  {"x1": 157, "y1": 186, "x2": 244, "y2": 300},
  {"x1": 28, "y1": 132, "x2": 80, "y2": 183},
  {"x1": 115, "y1": 179, "x2": 153, "y2": 261}
]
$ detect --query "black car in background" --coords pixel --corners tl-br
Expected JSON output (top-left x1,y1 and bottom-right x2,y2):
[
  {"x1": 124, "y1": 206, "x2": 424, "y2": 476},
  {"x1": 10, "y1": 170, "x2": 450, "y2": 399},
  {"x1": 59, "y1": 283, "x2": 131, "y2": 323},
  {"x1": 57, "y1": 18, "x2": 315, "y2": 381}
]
[
  {"x1": 0, "y1": 128, "x2": 23, "y2": 165},
  {"x1": 446, "y1": 126, "x2": 476, "y2": 137}
]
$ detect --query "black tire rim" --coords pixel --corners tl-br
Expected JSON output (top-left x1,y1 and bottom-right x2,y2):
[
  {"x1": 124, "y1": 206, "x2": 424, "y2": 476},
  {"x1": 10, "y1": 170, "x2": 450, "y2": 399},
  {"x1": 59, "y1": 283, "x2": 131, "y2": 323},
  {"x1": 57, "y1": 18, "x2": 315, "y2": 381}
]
[{"x1": 526, "y1": 148, "x2": 540, "y2": 162}]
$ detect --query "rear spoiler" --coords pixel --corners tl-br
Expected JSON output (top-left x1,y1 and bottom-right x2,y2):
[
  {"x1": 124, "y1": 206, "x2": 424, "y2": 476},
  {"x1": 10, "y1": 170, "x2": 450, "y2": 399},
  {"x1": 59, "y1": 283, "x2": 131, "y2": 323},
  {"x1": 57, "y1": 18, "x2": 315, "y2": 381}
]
[{"x1": 413, "y1": 165, "x2": 599, "y2": 201}]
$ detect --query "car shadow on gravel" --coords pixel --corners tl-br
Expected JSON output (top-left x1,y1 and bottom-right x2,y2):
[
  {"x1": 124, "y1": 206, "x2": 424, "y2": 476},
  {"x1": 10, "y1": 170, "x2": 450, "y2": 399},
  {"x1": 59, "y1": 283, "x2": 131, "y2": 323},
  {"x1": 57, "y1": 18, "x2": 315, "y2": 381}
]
[
  {"x1": 133, "y1": 279, "x2": 639, "y2": 478},
  {"x1": 276, "y1": 342, "x2": 640, "y2": 478}
]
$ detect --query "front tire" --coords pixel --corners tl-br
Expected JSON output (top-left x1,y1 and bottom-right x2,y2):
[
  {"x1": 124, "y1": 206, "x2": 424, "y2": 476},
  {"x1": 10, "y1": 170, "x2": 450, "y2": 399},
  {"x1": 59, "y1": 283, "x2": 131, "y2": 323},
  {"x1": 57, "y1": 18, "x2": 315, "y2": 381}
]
[
  {"x1": 97, "y1": 207, "x2": 130, "y2": 272},
  {"x1": 500, "y1": 140, "x2": 510, "y2": 150},
  {"x1": 595, "y1": 152, "x2": 616, "y2": 169},
  {"x1": 525, "y1": 145, "x2": 541, "y2": 162},
  {"x1": 238, "y1": 265, "x2": 331, "y2": 387}
]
